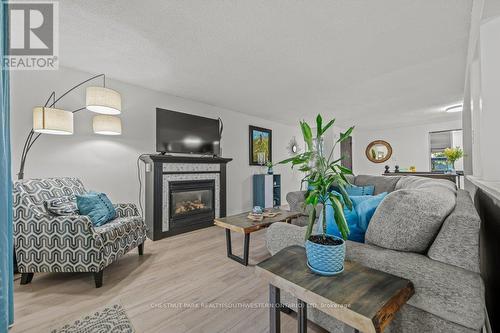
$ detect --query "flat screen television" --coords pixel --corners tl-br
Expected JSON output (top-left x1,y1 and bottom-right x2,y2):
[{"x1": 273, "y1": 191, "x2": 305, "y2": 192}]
[{"x1": 156, "y1": 108, "x2": 221, "y2": 155}]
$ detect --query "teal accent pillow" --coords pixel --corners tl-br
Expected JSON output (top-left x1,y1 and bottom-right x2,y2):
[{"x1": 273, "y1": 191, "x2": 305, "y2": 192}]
[
  {"x1": 350, "y1": 192, "x2": 388, "y2": 231},
  {"x1": 317, "y1": 198, "x2": 364, "y2": 242},
  {"x1": 345, "y1": 184, "x2": 375, "y2": 196},
  {"x1": 318, "y1": 191, "x2": 387, "y2": 243},
  {"x1": 76, "y1": 192, "x2": 116, "y2": 227},
  {"x1": 316, "y1": 192, "x2": 362, "y2": 242}
]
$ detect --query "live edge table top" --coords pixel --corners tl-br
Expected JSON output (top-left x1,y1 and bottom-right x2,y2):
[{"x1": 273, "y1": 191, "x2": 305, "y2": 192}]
[
  {"x1": 256, "y1": 246, "x2": 415, "y2": 333},
  {"x1": 213, "y1": 209, "x2": 303, "y2": 234}
]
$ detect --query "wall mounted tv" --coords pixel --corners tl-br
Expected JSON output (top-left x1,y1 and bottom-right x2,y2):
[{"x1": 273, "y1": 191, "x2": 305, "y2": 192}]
[{"x1": 156, "y1": 108, "x2": 221, "y2": 156}]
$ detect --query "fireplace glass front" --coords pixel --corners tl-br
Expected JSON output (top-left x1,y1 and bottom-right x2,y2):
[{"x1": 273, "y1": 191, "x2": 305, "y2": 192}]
[{"x1": 169, "y1": 180, "x2": 215, "y2": 223}]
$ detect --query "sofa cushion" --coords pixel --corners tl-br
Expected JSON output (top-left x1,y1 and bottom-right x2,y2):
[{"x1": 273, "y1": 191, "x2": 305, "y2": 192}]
[
  {"x1": 266, "y1": 222, "x2": 306, "y2": 256},
  {"x1": 95, "y1": 216, "x2": 145, "y2": 245},
  {"x1": 354, "y1": 175, "x2": 400, "y2": 194},
  {"x1": 428, "y1": 190, "x2": 481, "y2": 273},
  {"x1": 346, "y1": 240, "x2": 485, "y2": 330},
  {"x1": 365, "y1": 187, "x2": 456, "y2": 253}
]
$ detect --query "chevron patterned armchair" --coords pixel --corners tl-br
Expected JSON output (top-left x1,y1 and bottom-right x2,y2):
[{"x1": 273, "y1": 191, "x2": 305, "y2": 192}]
[{"x1": 13, "y1": 177, "x2": 147, "y2": 288}]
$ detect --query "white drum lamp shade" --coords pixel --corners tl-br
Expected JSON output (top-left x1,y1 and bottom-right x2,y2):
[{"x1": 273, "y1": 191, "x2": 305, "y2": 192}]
[
  {"x1": 93, "y1": 115, "x2": 122, "y2": 135},
  {"x1": 33, "y1": 107, "x2": 74, "y2": 135},
  {"x1": 86, "y1": 86, "x2": 122, "y2": 115}
]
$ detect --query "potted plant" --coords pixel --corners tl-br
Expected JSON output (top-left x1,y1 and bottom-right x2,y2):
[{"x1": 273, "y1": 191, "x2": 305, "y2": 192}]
[
  {"x1": 443, "y1": 147, "x2": 464, "y2": 174},
  {"x1": 279, "y1": 115, "x2": 354, "y2": 276}
]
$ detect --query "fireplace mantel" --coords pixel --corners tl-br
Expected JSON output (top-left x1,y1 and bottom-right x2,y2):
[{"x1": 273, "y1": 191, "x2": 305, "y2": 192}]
[
  {"x1": 140, "y1": 154, "x2": 232, "y2": 240},
  {"x1": 146, "y1": 154, "x2": 232, "y2": 164}
]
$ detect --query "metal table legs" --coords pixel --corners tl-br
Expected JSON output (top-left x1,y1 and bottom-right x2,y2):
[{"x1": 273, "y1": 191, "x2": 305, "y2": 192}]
[
  {"x1": 270, "y1": 284, "x2": 309, "y2": 333},
  {"x1": 225, "y1": 229, "x2": 250, "y2": 266}
]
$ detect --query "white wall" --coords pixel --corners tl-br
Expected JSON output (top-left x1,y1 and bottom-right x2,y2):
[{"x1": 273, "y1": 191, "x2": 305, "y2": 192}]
[
  {"x1": 10, "y1": 67, "x2": 305, "y2": 214},
  {"x1": 451, "y1": 130, "x2": 464, "y2": 171},
  {"x1": 462, "y1": 6, "x2": 500, "y2": 190},
  {"x1": 476, "y1": 16, "x2": 500, "y2": 181},
  {"x1": 352, "y1": 119, "x2": 462, "y2": 176},
  {"x1": 323, "y1": 126, "x2": 344, "y2": 163}
]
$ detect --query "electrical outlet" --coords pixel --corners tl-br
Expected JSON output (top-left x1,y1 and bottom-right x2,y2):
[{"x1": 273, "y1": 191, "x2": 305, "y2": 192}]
[{"x1": 145, "y1": 163, "x2": 151, "y2": 172}]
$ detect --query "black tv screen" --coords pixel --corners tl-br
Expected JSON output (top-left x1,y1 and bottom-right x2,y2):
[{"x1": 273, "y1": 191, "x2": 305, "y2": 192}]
[{"x1": 156, "y1": 108, "x2": 221, "y2": 155}]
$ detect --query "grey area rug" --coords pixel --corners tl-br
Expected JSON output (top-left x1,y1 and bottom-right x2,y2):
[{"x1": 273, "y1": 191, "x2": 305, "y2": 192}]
[{"x1": 50, "y1": 304, "x2": 135, "y2": 333}]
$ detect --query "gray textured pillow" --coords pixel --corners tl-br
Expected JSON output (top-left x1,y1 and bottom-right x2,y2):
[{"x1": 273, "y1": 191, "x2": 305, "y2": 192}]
[
  {"x1": 44, "y1": 196, "x2": 78, "y2": 216},
  {"x1": 395, "y1": 176, "x2": 457, "y2": 193},
  {"x1": 365, "y1": 188, "x2": 456, "y2": 253}
]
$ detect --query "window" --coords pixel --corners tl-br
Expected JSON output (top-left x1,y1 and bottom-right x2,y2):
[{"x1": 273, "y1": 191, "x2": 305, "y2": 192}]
[{"x1": 429, "y1": 129, "x2": 463, "y2": 172}]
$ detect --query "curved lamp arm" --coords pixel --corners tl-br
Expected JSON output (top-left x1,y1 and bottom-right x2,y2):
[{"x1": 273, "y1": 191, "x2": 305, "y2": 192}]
[{"x1": 17, "y1": 74, "x2": 106, "y2": 180}]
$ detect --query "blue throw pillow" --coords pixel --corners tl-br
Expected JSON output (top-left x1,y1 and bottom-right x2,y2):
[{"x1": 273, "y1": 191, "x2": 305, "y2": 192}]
[
  {"x1": 317, "y1": 191, "x2": 387, "y2": 243},
  {"x1": 316, "y1": 192, "x2": 363, "y2": 243},
  {"x1": 350, "y1": 192, "x2": 388, "y2": 231},
  {"x1": 317, "y1": 200, "x2": 364, "y2": 243},
  {"x1": 76, "y1": 192, "x2": 116, "y2": 227},
  {"x1": 345, "y1": 184, "x2": 375, "y2": 196}
]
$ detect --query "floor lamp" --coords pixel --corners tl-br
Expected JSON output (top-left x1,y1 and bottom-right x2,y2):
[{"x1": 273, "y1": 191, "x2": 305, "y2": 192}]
[
  {"x1": 14, "y1": 73, "x2": 123, "y2": 273},
  {"x1": 17, "y1": 73, "x2": 123, "y2": 180}
]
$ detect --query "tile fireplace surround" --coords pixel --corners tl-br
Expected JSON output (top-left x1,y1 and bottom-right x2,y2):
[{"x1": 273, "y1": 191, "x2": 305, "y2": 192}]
[
  {"x1": 140, "y1": 155, "x2": 232, "y2": 240},
  {"x1": 162, "y1": 168, "x2": 220, "y2": 232}
]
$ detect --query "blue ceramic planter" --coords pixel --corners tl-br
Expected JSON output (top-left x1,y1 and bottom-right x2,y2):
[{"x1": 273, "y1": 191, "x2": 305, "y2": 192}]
[{"x1": 305, "y1": 234, "x2": 345, "y2": 276}]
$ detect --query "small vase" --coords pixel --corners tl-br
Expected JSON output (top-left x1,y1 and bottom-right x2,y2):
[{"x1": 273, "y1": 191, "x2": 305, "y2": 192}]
[
  {"x1": 308, "y1": 138, "x2": 325, "y2": 169},
  {"x1": 267, "y1": 166, "x2": 273, "y2": 175},
  {"x1": 445, "y1": 162, "x2": 456, "y2": 174},
  {"x1": 305, "y1": 235, "x2": 345, "y2": 276}
]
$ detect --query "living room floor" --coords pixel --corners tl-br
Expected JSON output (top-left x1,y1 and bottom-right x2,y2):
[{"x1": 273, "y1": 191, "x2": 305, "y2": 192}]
[{"x1": 12, "y1": 226, "x2": 327, "y2": 333}]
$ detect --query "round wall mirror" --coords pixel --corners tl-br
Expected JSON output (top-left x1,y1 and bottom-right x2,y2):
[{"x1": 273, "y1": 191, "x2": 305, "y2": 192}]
[{"x1": 365, "y1": 140, "x2": 392, "y2": 163}]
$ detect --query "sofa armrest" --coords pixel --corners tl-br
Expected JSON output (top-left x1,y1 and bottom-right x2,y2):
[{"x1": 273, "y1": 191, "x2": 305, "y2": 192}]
[
  {"x1": 266, "y1": 223, "x2": 306, "y2": 255},
  {"x1": 346, "y1": 241, "x2": 485, "y2": 330},
  {"x1": 286, "y1": 191, "x2": 306, "y2": 213},
  {"x1": 113, "y1": 203, "x2": 140, "y2": 218}
]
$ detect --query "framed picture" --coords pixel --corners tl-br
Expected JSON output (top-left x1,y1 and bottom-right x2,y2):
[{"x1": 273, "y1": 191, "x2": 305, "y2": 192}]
[{"x1": 249, "y1": 125, "x2": 272, "y2": 165}]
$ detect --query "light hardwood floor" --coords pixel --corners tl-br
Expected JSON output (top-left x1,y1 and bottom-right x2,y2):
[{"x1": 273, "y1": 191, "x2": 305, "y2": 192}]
[{"x1": 12, "y1": 226, "x2": 327, "y2": 333}]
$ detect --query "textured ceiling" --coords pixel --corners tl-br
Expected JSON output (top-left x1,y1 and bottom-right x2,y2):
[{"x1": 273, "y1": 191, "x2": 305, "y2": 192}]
[{"x1": 55, "y1": 0, "x2": 471, "y2": 129}]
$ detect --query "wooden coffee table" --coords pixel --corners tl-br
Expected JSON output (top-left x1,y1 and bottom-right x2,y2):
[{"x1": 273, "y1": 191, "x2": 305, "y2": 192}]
[
  {"x1": 214, "y1": 209, "x2": 302, "y2": 266},
  {"x1": 256, "y1": 246, "x2": 414, "y2": 333}
]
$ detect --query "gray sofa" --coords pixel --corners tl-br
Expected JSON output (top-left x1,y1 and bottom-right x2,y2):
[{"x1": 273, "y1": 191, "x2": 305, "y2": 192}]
[{"x1": 266, "y1": 175, "x2": 484, "y2": 333}]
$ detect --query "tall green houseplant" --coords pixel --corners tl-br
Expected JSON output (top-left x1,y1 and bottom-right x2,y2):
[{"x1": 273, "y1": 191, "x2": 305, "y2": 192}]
[{"x1": 280, "y1": 115, "x2": 354, "y2": 241}]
